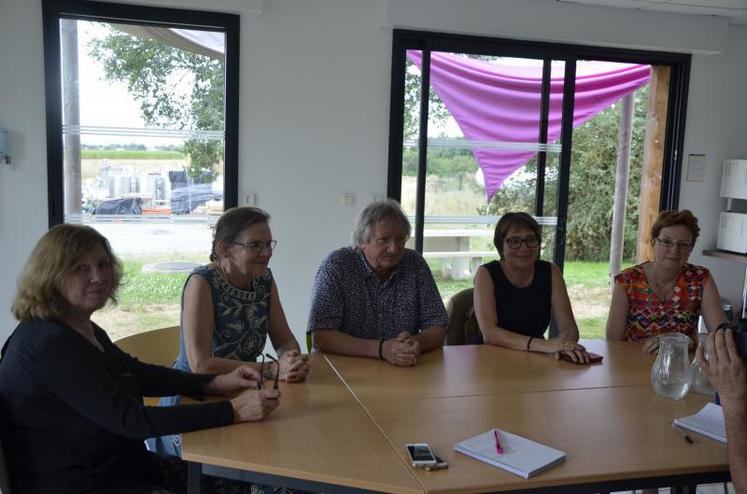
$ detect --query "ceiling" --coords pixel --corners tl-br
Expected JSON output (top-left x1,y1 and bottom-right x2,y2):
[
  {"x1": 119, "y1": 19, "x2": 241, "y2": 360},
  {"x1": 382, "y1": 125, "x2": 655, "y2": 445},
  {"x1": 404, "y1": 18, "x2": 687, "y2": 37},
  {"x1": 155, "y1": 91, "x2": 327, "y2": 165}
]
[{"x1": 555, "y1": 0, "x2": 747, "y2": 24}]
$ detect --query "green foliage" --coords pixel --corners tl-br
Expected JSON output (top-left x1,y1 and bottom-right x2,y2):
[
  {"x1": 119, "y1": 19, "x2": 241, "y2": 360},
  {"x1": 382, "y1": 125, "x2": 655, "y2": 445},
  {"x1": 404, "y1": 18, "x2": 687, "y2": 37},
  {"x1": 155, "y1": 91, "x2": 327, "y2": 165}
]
[
  {"x1": 89, "y1": 25, "x2": 224, "y2": 181},
  {"x1": 404, "y1": 58, "x2": 453, "y2": 139},
  {"x1": 402, "y1": 146, "x2": 477, "y2": 177},
  {"x1": 565, "y1": 87, "x2": 647, "y2": 261},
  {"x1": 81, "y1": 149, "x2": 184, "y2": 160},
  {"x1": 479, "y1": 85, "x2": 649, "y2": 261},
  {"x1": 182, "y1": 140, "x2": 221, "y2": 182}
]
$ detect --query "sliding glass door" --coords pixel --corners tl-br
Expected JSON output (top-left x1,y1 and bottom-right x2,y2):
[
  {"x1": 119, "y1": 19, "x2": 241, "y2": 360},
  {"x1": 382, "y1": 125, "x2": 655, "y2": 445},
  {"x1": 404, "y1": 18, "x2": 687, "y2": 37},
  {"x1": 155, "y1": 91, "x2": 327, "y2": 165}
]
[{"x1": 389, "y1": 30, "x2": 691, "y2": 337}]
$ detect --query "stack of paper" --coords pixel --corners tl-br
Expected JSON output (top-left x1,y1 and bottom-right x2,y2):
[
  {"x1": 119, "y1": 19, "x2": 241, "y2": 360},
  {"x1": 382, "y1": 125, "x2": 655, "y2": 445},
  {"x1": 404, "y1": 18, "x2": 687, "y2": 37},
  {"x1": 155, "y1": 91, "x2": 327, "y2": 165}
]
[
  {"x1": 454, "y1": 429, "x2": 566, "y2": 479},
  {"x1": 673, "y1": 403, "x2": 726, "y2": 443}
]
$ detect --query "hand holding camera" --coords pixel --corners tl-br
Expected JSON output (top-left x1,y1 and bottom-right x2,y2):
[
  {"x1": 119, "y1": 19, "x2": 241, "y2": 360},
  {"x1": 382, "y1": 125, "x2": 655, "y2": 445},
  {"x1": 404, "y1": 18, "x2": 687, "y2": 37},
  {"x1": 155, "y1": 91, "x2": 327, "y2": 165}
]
[
  {"x1": 732, "y1": 318, "x2": 747, "y2": 359},
  {"x1": 696, "y1": 319, "x2": 747, "y2": 406}
]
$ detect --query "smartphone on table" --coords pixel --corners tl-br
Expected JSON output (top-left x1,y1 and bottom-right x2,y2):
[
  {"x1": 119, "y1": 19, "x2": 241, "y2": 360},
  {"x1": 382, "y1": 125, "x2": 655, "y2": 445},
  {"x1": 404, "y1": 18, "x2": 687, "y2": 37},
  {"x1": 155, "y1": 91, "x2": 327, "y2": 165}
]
[
  {"x1": 405, "y1": 443, "x2": 437, "y2": 468},
  {"x1": 423, "y1": 455, "x2": 449, "y2": 471}
]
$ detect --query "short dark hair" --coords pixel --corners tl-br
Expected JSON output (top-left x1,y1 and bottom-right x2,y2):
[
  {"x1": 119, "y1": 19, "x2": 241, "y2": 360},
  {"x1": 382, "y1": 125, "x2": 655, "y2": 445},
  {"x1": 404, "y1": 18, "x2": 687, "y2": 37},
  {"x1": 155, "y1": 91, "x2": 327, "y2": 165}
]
[
  {"x1": 493, "y1": 212, "x2": 541, "y2": 258},
  {"x1": 651, "y1": 209, "x2": 700, "y2": 244},
  {"x1": 352, "y1": 199, "x2": 411, "y2": 247},
  {"x1": 211, "y1": 207, "x2": 270, "y2": 262},
  {"x1": 12, "y1": 224, "x2": 123, "y2": 322}
]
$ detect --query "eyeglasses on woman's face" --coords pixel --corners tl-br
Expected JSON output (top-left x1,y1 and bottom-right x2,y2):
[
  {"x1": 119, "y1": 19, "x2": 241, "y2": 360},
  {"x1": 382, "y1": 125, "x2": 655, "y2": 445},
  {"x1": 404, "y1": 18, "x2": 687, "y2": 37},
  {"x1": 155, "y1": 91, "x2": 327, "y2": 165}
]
[
  {"x1": 233, "y1": 240, "x2": 278, "y2": 254},
  {"x1": 654, "y1": 237, "x2": 693, "y2": 252},
  {"x1": 504, "y1": 235, "x2": 539, "y2": 250}
]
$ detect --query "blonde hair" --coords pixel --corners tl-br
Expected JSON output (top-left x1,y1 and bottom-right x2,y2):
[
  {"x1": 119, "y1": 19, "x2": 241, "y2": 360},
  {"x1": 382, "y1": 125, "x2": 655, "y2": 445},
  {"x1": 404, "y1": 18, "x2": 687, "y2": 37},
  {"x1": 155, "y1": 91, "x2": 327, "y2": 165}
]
[{"x1": 12, "y1": 224, "x2": 122, "y2": 322}]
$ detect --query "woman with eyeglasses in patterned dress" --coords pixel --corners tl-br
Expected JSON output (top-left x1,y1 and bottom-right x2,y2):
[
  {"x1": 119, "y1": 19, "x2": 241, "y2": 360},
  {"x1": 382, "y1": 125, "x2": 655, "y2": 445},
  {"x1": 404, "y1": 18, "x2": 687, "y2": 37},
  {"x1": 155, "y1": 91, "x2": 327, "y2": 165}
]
[
  {"x1": 150, "y1": 208, "x2": 309, "y2": 473},
  {"x1": 473, "y1": 212, "x2": 590, "y2": 363},
  {"x1": 606, "y1": 209, "x2": 729, "y2": 353}
]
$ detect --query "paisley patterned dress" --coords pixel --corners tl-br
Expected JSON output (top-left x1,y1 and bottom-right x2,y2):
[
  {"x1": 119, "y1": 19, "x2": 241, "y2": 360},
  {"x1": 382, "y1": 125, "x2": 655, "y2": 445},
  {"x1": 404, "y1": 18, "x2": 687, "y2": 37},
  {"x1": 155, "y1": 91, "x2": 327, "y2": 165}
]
[
  {"x1": 182, "y1": 264, "x2": 273, "y2": 366},
  {"x1": 149, "y1": 264, "x2": 273, "y2": 457}
]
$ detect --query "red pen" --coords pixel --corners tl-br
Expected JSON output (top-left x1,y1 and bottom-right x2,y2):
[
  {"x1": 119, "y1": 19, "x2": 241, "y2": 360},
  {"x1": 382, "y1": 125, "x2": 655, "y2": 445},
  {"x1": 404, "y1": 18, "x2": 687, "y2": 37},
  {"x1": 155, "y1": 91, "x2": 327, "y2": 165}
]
[{"x1": 494, "y1": 429, "x2": 504, "y2": 454}]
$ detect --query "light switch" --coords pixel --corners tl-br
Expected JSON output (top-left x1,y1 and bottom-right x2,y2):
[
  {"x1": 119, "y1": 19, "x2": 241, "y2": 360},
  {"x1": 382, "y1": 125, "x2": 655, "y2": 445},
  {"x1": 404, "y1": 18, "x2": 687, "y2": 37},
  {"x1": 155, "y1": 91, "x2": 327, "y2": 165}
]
[{"x1": 342, "y1": 193, "x2": 356, "y2": 206}]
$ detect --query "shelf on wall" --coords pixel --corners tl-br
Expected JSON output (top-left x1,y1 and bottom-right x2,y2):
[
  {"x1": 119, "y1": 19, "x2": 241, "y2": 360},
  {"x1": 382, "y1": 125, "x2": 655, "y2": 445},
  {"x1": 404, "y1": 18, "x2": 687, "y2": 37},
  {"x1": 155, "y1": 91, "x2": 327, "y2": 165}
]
[{"x1": 703, "y1": 249, "x2": 747, "y2": 264}]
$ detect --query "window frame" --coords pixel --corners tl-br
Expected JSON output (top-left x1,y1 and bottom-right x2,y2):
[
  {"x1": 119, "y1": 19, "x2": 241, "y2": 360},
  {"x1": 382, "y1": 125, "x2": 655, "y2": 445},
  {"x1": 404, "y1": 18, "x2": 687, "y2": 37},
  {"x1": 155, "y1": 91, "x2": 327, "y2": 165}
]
[
  {"x1": 42, "y1": 0, "x2": 240, "y2": 227},
  {"x1": 388, "y1": 29, "x2": 691, "y2": 266}
]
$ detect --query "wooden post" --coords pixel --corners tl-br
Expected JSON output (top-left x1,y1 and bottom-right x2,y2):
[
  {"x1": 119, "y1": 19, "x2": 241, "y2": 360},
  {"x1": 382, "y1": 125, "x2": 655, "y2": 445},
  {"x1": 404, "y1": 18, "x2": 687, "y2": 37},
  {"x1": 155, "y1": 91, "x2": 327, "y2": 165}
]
[
  {"x1": 609, "y1": 94, "x2": 635, "y2": 281},
  {"x1": 637, "y1": 66, "x2": 670, "y2": 263}
]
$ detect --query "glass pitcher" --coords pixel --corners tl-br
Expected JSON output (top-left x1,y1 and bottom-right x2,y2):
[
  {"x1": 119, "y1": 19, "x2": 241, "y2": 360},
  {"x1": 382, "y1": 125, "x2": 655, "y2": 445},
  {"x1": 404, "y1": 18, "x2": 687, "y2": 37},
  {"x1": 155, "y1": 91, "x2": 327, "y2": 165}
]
[
  {"x1": 691, "y1": 333, "x2": 714, "y2": 395},
  {"x1": 650, "y1": 332, "x2": 692, "y2": 400}
]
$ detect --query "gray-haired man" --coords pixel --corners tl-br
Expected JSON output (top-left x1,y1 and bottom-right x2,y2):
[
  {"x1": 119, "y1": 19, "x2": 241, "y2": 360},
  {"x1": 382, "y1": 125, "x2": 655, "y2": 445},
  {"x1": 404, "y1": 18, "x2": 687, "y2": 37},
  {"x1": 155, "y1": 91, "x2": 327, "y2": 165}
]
[{"x1": 308, "y1": 199, "x2": 447, "y2": 366}]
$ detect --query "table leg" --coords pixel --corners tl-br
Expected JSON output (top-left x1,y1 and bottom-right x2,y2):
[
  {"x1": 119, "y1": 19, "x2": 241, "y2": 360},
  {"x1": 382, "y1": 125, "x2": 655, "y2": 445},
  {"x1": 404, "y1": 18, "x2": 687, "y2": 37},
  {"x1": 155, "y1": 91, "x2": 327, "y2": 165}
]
[{"x1": 187, "y1": 461, "x2": 201, "y2": 494}]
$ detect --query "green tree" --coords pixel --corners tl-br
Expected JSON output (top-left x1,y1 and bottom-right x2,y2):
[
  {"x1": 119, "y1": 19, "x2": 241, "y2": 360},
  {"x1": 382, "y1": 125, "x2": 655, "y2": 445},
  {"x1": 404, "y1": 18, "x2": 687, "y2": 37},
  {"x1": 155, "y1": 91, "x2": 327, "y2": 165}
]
[
  {"x1": 565, "y1": 87, "x2": 647, "y2": 261},
  {"x1": 404, "y1": 59, "x2": 451, "y2": 140},
  {"x1": 480, "y1": 85, "x2": 649, "y2": 262},
  {"x1": 89, "y1": 26, "x2": 224, "y2": 182}
]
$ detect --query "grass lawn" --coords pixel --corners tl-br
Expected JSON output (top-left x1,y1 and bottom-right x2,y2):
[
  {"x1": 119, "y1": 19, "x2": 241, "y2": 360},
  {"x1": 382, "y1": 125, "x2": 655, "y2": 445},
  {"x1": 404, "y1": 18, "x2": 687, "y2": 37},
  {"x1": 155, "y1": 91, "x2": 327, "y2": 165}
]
[
  {"x1": 93, "y1": 255, "x2": 200, "y2": 341},
  {"x1": 98, "y1": 257, "x2": 621, "y2": 342}
]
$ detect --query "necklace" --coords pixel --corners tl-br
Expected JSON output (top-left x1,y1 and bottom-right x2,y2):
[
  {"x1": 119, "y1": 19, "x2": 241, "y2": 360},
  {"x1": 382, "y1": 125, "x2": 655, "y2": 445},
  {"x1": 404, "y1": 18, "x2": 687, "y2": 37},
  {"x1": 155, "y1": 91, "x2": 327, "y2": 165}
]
[{"x1": 646, "y1": 263, "x2": 677, "y2": 301}]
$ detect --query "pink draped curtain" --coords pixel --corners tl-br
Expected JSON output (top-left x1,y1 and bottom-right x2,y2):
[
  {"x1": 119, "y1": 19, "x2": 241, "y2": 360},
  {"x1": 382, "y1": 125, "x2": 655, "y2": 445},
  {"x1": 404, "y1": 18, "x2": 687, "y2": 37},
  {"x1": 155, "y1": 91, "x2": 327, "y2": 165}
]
[{"x1": 406, "y1": 51, "x2": 650, "y2": 201}]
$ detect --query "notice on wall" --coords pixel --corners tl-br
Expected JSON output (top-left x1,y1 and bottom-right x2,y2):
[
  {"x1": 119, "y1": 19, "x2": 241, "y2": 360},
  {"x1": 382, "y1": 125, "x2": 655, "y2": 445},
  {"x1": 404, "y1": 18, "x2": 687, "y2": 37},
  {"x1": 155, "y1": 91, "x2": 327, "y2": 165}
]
[{"x1": 687, "y1": 154, "x2": 706, "y2": 182}]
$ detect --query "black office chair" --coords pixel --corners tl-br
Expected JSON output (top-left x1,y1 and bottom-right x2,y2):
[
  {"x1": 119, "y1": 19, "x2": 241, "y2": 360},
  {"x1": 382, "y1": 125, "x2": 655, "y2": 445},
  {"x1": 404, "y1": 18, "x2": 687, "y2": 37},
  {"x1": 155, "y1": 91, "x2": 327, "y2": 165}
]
[{"x1": 445, "y1": 288, "x2": 482, "y2": 345}]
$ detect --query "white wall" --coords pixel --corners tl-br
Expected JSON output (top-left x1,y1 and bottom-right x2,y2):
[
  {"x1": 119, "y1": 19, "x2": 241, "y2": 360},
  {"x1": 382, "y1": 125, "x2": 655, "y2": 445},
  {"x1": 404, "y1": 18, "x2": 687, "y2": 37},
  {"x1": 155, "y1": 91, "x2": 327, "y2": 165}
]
[
  {"x1": 0, "y1": 0, "x2": 50, "y2": 340},
  {"x1": 1, "y1": 0, "x2": 746, "y2": 345},
  {"x1": 680, "y1": 26, "x2": 747, "y2": 314}
]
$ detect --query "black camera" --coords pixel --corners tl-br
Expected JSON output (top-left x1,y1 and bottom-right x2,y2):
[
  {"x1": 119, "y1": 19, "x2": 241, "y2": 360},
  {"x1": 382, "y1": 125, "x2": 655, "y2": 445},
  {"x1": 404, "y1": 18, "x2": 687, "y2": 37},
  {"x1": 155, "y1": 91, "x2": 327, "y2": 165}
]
[{"x1": 733, "y1": 319, "x2": 747, "y2": 359}]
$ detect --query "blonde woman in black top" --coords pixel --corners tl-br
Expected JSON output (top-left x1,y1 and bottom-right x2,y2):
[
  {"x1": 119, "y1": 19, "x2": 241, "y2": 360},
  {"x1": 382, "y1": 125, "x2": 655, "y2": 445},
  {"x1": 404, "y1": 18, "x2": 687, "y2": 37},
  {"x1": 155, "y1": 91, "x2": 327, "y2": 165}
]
[{"x1": 0, "y1": 224, "x2": 280, "y2": 494}]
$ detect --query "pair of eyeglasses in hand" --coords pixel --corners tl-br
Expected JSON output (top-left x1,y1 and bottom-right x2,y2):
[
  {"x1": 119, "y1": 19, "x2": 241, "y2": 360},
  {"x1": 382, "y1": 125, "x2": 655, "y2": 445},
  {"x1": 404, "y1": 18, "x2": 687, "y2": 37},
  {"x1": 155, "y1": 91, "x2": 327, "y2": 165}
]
[{"x1": 259, "y1": 353, "x2": 280, "y2": 390}]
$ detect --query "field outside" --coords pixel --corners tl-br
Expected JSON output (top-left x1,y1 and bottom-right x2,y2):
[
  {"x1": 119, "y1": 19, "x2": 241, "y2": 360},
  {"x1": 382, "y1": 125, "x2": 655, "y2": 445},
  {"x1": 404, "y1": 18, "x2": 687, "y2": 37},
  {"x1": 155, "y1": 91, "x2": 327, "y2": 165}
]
[
  {"x1": 94, "y1": 257, "x2": 617, "y2": 342},
  {"x1": 78, "y1": 36, "x2": 647, "y2": 344}
]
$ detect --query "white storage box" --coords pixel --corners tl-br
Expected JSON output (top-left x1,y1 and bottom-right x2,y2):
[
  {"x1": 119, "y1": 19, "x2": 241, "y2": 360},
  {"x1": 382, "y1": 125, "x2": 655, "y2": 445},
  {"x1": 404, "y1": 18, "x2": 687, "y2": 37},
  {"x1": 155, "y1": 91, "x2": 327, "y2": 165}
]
[
  {"x1": 720, "y1": 160, "x2": 747, "y2": 200},
  {"x1": 717, "y1": 211, "x2": 747, "y2": 254}
]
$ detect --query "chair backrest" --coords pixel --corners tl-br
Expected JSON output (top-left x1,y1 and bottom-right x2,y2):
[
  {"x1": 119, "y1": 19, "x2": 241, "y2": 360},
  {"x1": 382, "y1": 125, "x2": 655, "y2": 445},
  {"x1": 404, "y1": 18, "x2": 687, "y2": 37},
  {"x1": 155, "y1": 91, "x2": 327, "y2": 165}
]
[
  {"x1": 445, "y1": 288, "x2": 481, "y2": 345},
  {"x1": 114, "y1": 326, "x2": 180, "y2": 406},
  {"x1": 0, "y1": 434, "x2": 11, "y2": 493}
]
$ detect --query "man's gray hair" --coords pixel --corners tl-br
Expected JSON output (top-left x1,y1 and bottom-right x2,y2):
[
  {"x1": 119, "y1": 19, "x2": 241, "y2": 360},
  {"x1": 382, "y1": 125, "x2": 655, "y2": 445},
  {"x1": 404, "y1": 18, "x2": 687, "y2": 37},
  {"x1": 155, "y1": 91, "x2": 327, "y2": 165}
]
[{"x1": 352, "y1": 199, "x2": 411, "y2": 247}]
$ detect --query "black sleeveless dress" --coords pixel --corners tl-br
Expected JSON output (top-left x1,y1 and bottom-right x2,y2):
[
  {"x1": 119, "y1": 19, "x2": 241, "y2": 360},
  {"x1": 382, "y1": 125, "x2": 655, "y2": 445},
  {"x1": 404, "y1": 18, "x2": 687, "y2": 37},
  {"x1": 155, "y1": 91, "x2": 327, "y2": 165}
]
[{"x1": 483, "y1": 259, "x2": 552, "y2": 338}]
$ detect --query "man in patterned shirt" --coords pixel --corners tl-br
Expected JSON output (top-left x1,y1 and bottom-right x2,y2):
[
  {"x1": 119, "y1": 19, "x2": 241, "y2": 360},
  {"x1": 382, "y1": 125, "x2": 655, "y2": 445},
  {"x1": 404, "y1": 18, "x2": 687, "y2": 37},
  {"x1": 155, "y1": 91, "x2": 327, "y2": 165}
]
[{"x1": 308, "y1": 199, "x2": 447, "y2": 366}]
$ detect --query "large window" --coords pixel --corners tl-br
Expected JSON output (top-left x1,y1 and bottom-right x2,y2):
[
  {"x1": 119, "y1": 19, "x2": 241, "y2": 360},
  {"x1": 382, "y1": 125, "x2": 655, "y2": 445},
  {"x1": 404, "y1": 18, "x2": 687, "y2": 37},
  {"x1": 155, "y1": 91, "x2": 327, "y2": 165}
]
[
  {"x1": 43, "y1": 0, "x2": 239, "y2": 340},
  {"x1": 389, "y1": 30, "x2": 691, "y2": 338}
]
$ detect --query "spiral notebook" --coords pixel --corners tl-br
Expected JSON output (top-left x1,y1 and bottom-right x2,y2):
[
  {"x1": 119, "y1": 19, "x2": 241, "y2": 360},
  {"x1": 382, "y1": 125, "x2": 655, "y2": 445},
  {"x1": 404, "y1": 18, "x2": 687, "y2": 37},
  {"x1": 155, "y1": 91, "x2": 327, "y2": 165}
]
[
  {"x1": 673, "y1": 403, "x2": 726, "y2": 443},
  {"x1": 454, "y1": 429, "x2": 566, "y2": 479}
]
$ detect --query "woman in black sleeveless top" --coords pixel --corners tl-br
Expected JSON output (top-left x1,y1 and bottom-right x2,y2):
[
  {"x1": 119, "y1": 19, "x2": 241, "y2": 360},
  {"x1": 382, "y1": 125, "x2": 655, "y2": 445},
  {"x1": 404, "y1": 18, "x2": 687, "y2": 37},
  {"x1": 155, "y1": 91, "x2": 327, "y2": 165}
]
[{"x1": 473, "y1": 212, "x2": 589, "y2": 362}]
